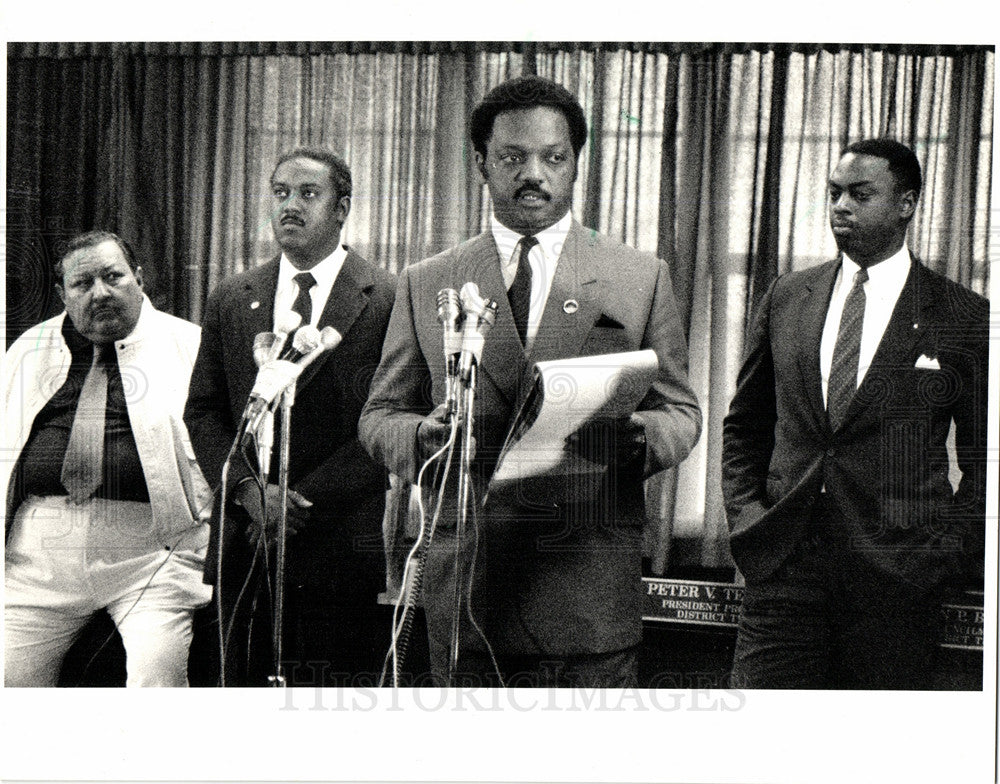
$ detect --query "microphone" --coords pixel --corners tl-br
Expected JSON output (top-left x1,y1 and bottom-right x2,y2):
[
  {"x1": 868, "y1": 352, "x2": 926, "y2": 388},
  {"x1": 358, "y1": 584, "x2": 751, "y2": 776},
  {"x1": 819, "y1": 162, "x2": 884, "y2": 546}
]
[
  {"x1": 266, "y1": 311, "x2": 303, "y2": 363},
  {"x1": 253, "y1": 332, "x2": 277, "y2": 368},
  {"x1": 279, "y1": 324, "x2": 322, "y2": 363},
  {"x1": 437, "y1": 288, "x2": 462, "y2": 416},
  {"x1": 239, "y1": 327, "x2": 344, "y2": 444},
  {"x1": 457, "y1": 282, "x2": 499, "y2": 385},
  {"x1": 256, "y1": 408, "x2": 275, "y2": 478}
]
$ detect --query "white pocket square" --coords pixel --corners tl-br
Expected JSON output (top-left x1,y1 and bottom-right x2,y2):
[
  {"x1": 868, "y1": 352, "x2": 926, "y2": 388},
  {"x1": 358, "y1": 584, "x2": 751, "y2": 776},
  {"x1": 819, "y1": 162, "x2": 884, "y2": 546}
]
[{"x1": 915, "y1": 354, "x2": 941, "y2": 370}]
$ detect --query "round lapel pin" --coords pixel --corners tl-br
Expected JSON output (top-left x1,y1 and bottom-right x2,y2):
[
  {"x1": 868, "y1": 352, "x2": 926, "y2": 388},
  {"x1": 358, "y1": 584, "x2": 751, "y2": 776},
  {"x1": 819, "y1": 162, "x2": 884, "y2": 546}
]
[
  {"x1": 563, "y1": 299, "x2": 579, "y2": 314},
  {"x1": 250, "y1": 301, "x2": 260, "y2": 310}
]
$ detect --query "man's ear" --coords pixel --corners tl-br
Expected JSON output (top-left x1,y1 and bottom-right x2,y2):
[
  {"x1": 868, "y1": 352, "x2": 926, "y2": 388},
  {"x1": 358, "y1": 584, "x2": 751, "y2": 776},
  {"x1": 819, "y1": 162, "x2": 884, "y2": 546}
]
[
  {"x1": 899, "y1": 189, "x2": 918, "y2": 221},
  {"x1": 134, "y1": 266, "x2": 144, "y2": 290},
  {"x1": 337, "y1": 195, "x2": 352, "y2": 222},
  {"x1": 55, "y1": 282, "x2": 66, "y2": 306},
  {"x1": 474, "y1": 151, "x2": 488, "y2": 182}
]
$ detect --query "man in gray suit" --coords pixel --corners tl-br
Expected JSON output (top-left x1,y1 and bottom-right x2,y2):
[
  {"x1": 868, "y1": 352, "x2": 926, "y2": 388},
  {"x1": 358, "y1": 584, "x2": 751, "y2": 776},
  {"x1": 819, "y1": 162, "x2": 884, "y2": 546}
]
[
  {"x1": 722, "y1": 139, "x2": 989, "y2": 688},
  {"x1": 359, "y1": 76, "x2": 701, "y2": 687}
]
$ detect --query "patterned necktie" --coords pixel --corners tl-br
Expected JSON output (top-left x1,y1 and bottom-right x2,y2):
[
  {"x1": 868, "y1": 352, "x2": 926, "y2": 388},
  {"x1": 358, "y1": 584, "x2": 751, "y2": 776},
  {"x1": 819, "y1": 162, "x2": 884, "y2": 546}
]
[
  {"x1": 291, "y1": 271, "x2": 317, "y2": 326},
  {"x1": 827, "y1": 267, "x2": 869, "y2": 430},
  {"x1": 507, "y1": 235, "x2": 537, "y2": 346},
  {"x1": 61, "y1": 344, "x2": 109, "y2": 503}
]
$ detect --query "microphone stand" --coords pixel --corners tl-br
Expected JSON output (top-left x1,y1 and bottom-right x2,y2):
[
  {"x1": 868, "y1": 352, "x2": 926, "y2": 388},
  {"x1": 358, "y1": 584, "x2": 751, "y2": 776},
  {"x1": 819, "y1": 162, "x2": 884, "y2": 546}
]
[
  {"x1": 448, "y1": 365, "x2": 477, "y2": 684},
  {"x1": 268, "y1": 380, "x2": 296, "y2": 687}
]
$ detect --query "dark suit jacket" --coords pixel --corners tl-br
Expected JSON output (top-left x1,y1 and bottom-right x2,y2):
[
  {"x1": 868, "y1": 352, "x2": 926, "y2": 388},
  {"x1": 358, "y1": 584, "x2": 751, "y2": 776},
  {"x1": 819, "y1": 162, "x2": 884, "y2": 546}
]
[
  {"x1": 184, "y1": 250, "x2": 396, "y2": 607},
  {"x1": 359, "y1": 221, "x2": 702, "y2": 657},
  {"x1": 722, "y1": 258, "x2": 989, "y2": 587}
]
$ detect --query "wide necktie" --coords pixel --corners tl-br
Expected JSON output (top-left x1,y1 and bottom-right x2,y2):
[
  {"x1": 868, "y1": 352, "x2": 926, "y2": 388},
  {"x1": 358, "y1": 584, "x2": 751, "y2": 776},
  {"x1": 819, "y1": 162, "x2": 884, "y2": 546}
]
[
  {"x1": 291, "y1": 271, "x2": 317, "y2": 326},
  {"x1": 61, "y1": 344, "x2": 109, "y2": 503},
  {"x1": 827, "y1": 267, "x2": 869, "y2": 431},
  {"x1": 507, "y1": 235, "x2": 537, "y2": 346}
]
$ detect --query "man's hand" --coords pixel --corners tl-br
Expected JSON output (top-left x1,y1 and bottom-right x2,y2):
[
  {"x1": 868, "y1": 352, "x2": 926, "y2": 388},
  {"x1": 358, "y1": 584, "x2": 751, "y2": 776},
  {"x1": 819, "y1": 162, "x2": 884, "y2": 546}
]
[
  {"x1": 564, "y1": 413, "x2": 647, "y2": 475},
  {"x1": 416, "y1": 403, "x2": 475, "y2": 466},
  {"x1": 234, "y1": 480, "x2": 313, "y2": 544}
]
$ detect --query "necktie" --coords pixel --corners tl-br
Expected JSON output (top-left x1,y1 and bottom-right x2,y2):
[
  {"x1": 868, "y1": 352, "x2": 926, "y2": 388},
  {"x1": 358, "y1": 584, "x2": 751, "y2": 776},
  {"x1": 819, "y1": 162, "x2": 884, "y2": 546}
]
[
  {"x1": 61, "y1": 344, "x2": 109, "y2": 503},
  {"x1": 291, "y1": 271, "x2": 317, "y2": 326},
  {"x1": 827, "y1": 267, "x2": 869, "y2": 430},
  {"x1": 507, "y1": 236, "x2": 537, "y2": 346}
]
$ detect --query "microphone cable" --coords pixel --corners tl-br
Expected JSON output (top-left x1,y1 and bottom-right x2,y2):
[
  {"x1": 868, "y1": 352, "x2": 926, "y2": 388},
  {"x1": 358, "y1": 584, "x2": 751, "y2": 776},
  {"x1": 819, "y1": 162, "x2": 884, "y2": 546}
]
[
  {"x1": 462, "y1": 474, "x2": 504, "y2": 686},
  {"x1": 380, "y1": 415, "x2": 459, "y2": 687}
]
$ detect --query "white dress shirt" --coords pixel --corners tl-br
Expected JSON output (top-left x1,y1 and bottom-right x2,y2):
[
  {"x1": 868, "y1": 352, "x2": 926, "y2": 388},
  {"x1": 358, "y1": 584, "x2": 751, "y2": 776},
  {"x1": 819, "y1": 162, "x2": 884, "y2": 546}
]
[
  {"x1": 491, "y1": 210, "x2": 572, "y2": 352},
  {"x1": 820, "y1": 245, "x2": 912, "y2": 406},
  {"x1": 273, "y1": 245, "x2": 348, "y2": 330}
]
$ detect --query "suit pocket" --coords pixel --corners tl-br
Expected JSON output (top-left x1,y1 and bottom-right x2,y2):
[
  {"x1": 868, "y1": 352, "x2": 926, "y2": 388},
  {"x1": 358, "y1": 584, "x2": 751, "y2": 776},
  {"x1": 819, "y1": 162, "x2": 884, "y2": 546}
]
[
  {"x1": 595, "y1": 313, "x2": 626, "y2": 329},
  {"x1": 580, "y1": 325, "x2": 633, "y2": 355}
]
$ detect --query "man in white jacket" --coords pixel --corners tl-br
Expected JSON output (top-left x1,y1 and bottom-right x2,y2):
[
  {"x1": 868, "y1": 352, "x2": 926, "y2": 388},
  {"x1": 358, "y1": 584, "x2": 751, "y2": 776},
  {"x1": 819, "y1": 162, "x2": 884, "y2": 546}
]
[{"x1": 3, "y1": 231, "x2": 212, "y2": 686}]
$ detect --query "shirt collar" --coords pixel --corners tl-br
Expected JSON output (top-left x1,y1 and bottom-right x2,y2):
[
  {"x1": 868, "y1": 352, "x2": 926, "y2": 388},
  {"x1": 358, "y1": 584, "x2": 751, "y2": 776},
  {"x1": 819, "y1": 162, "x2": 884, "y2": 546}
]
[
  {"x1": 841, "y1": 245, "x2": 911, "y2": 295},
  {"x1": 490, "y1": 210, "x2": 572, "y2": 265},
  {"x1": 277, "y1": 245, "x2": 348, "y2": 294}
]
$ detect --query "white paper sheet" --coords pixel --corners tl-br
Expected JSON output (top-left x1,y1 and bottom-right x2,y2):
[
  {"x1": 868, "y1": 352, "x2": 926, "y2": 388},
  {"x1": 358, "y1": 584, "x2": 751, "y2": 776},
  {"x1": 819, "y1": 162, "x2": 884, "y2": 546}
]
[{"x1": 487, "y1": 349, "x2": 659, "y2": 503}]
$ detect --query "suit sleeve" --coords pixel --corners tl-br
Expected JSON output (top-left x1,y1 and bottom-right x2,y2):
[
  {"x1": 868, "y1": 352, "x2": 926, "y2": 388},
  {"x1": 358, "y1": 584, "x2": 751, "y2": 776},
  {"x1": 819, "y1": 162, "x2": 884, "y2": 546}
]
[
  {"x1": 944, "y1": 290, "x2": 990, "y2": 573},
  {"x1": 183, "y1": 285, "x2": 252, "y2": 493},
  {"x1": 721, "y1": 280, "x2": 779, "y2": 529},
  {"x1": 358, "y1": 267, "x2": 435, "y2": 484},
  {"x1": 635, "y1": 258, "x2": 703, "y2": 476}
]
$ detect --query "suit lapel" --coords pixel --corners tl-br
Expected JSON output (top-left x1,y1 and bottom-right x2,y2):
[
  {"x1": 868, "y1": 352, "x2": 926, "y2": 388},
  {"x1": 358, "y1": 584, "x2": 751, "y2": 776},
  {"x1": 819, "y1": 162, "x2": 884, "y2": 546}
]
[
  {"x1": 795, "y1": 259, "x2": 838, "y2": 434},
  {"x1": 526, "y1": 221, "x2": 602, "y2": 368},
  {"x1": 451, "y1": 233, "x2": 525, "y2": 408},
  {"x1": 237, "y1": 258, "x2": 281, "y2": 367},
  {"x1": 841, "y1": 261, "x2": 937, "y2": 430},
  {"x1": 296, "y1": 249, "x2": 373, "y2": 391}
]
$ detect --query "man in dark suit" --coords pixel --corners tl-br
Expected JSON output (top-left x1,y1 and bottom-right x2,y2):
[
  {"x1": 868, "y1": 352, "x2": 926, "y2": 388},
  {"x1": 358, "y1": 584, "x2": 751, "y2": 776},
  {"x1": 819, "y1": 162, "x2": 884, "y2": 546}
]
[
  {"x1": 722, "y1": 139, "x2": 989, "y2": 689},
  {"x1": 359, "y1": 76, "x2": 702, "y2": 687},
  {"x1": 184, "y1": 147, "x2": 395, "y2": 686}
]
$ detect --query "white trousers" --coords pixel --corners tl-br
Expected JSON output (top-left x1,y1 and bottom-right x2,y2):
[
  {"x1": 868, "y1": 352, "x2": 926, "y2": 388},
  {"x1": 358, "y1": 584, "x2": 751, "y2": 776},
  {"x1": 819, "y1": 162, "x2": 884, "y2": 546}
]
[{"x1": 4, "y1": 495, "x2": 212, "y2": 687}]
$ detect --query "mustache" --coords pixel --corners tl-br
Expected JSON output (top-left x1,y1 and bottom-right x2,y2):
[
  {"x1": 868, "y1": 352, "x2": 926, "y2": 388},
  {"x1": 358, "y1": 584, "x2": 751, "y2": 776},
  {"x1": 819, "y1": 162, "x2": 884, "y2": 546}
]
[
  {"x1": 515, "y1": 185, "x2": 550, "y2": 200},
  {"x1": 89, "y1": 304, "x2": 122, "y2": 317}
]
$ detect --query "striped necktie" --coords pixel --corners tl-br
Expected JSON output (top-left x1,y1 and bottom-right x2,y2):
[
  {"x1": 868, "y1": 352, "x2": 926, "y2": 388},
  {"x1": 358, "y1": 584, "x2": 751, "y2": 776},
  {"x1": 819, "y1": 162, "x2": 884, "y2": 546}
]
[{"x1": 827, "y1": 267, "x2": 869, "y2": 430}]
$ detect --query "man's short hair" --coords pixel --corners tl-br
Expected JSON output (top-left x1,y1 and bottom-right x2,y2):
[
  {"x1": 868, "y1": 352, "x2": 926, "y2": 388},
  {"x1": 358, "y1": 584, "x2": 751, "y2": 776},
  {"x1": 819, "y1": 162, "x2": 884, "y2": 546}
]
[
  {"x1": 55, "y1": 230, "x2": 139, "y2": 280},
  {"x1": 271, "y1": 146, "x2": 353, "y2": 201},
  {"x1": 470, "y1": 75, "x2": 588, "y2": 160},
  {"x1": 844, "y1": 138, "x2": 922, "y2": 198}
]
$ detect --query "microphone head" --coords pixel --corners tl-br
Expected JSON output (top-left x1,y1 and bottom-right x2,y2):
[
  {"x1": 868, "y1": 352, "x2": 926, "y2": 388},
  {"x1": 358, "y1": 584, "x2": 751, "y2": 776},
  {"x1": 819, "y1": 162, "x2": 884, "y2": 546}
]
[
  {"x1": 479, "y1": 299, "x2": 498, "y2": 328},
  {"x1": 437, "y1": 288, "x2": 461, "y2": 324},
  {"x1": 290, "y1": 324, "x2": 322, "y2": 355},
  {"x1": 294, "y1": 327, "x2": 343, "y2": 372},
  {"x1": 458, "y1": 297, "x2": 500, "y2": 381},
  {"x1": 275, "y1": 311, "x2": 303, "y2": 336},
  {"x1": 459, "y1": 282, "x2": 482, "y2": 313},
  {"x1": 438, "y1": 288, "x2": 463, "y2": 358},
  {"x1": 319, "y1": 326, "x2": 343, "y2": 352},
  {"x1": 266, "y1": 312, "x2": 304, "y2": 361},
  {"x1": 253, "y1": 332, "x2": 277, "y2": 367}
]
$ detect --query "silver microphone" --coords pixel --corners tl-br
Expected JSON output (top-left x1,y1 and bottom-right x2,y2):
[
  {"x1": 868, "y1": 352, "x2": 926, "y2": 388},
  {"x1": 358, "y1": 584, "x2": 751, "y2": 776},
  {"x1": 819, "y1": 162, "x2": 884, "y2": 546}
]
[
  {"x1": 265, "y1": 311, "x2": 303, "y2": 362},
  {"x1": 240, "y1": 327, "x2": 343, "y2": 445},
  {"x1": 457, "y1": 282, "x2": 499, "y2": 385},
  {"x1": 279, "y1": 324, "x2": 322, "y2": 363},
  {"x1": 437, "y1": 288, "x2": 462, "y2": 416},
  {"x1": 253, "y1": 332, "x2": 277, "y2": 368}
]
